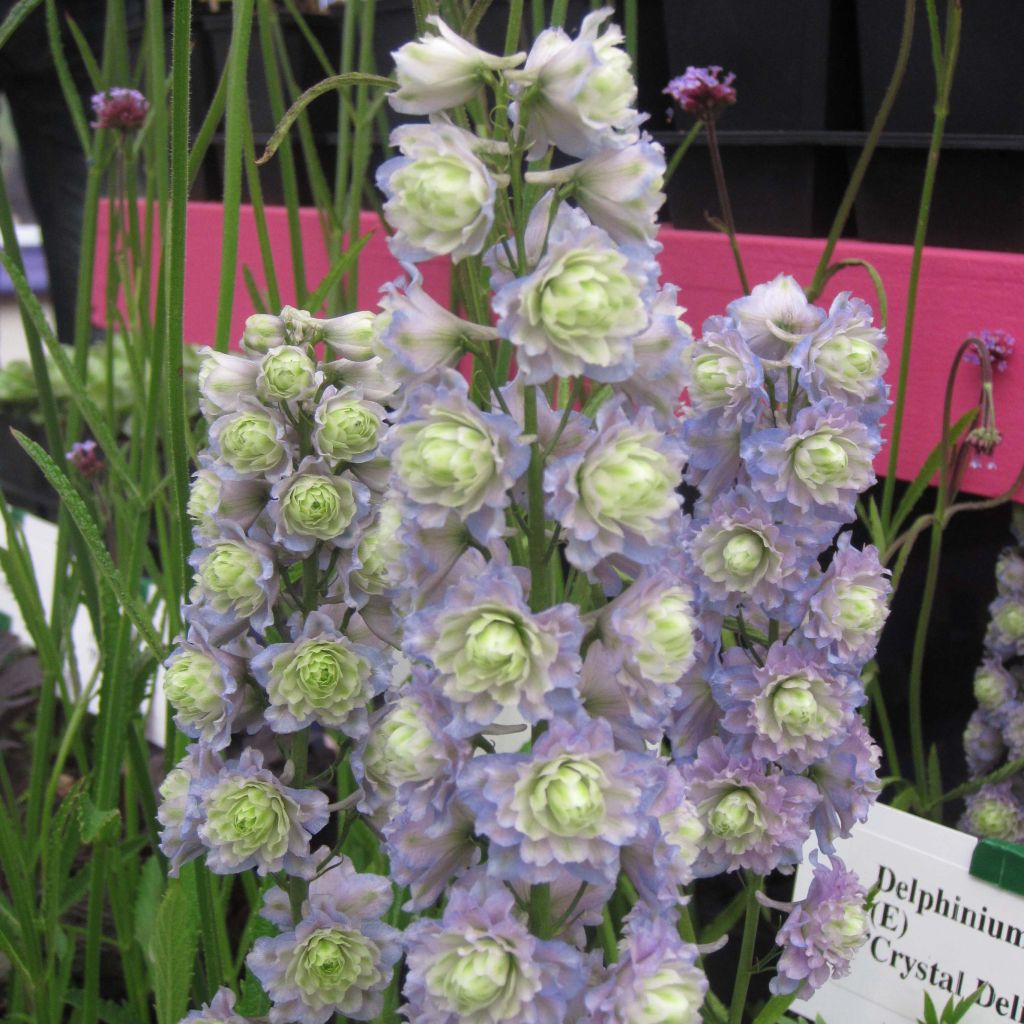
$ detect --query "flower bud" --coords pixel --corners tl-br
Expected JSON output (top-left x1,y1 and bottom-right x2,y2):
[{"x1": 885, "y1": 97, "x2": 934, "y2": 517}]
[
  {"x1": 794, "y1": 432, "x2": 850, "y2": 486},
  {"x1": 242, "y1": 313, "x2": 286, "y2": 354},
  {"x1": 721, "y1": 531, "x2": 765, "y2": 577},
  {"x1": 187, "y1": 469, "x2": 221, "y2": 534},
  {"x1": 709, "y1": 789, "x2": 757, "y2": 838},
  {"x1": 280, "y1": 306, "x2": 322, "y2": 345},
  {"x1": 440, "y1": 940, "x2": 512, "y2": 1012},
  {"x1": 203, "y1": 778, "x2": 289, "y2": 862},
  {"x1": 315, "y1": 396, "x2": 381, "y2": 462},
  {"x1": 164, "y1": 650, "x2": 223, "y2": 730},
  {"x1": 816, "y1": 334, "x2": 881, "y2": 390},
  {"x1": 629, "y1": 968, "x2": 704, "y2": 1024},
  {"x1": 532, "y1": 756, "x2": 606, "y2": 836},
  {"x1": 280, "y1": 474, "x2": 357, "y2": 542},
  {"x1": 771, "y1": 678, "x2": 819, "y2": 734},
  {"x1": 833, "y1": 582, "x2": 886, "y2": 635},
  {"x1": 216, "y1": 410, "x2": 287, "y2": 477},
  {"x1": 692, "y1": 352, "x2": 742, "y2": 399},
  {"x1": 995, "y1": 599, "x2": 1024, "y2": 641},
  {"x1": 322, "y1": 311, "x2": 378, "y2": 360},
  {"x1": 258, "y1": 346, "x2": 317, "y2": 403},
  {"x1": 198, "y1": 349, "x2": 260, "y2": 414}
]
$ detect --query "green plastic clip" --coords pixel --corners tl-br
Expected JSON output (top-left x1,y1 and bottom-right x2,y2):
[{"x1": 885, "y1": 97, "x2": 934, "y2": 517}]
[{"x1": 970, "y1": 838, "x2": 1024, "y2": 897}]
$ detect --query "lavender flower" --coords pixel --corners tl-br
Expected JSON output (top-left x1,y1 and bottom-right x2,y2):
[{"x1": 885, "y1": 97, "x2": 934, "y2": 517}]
[
  {"x1": 743, "y1": 400, "x2": 880, "y2": 523},
  {"x1": 577, "y1": 641, "x2": 663, "y2": 753},
  {"x1": 378, "y1": 119, "x2": 508, "y2": 263},
  {"x1": 545, "y1": 399, "x2": 684, "y2": 572},
  {"x1": 682, "y1": 737, "x2": 818, "y2": 876},
  {"x1": 963, "y1": 328, "x2": 1015, "y2": 374},
  {"x1": 248, "y1": 855, "x2": 402, "y2": 1024},
  {"x1": 208, "y1": 404, "x2": 294, "y2": 481},
  {"x1": 488, "y1": 196, "x2": 654, "y2": 384},
  {"x1": 963, "y1": 708, "x2": 1006, "y2": 778},
  {"x1": 385, "y1": 369, "x2": 529, "y2": 543},
  {"x1": 726, "y1": 274, "x2": 824, "y2": 362},
  {"x1": 667, "y1": 670, "x2": 722, "y2": 760},
  {"x1": 960, "y1": 783, "x2": 1024, "y2": 842},
  {"x1": 771, "y1": 853, "x2": 868, "y2": 998},
  {"x1": 1001, "y1": 701, "x2": 1024, "y2": 760},
  {"x1": 402, "y1": 872, "x2": 586, "y2": 1024},
  {"x1": 179, "y1": 987, "x2": 249, "y2": 1023},
  {"x1": 972, "y1": 659, "x2": 1019, "y2": 712},
  {"x1": 195, "y1": 748, "x2": 328, "y2": 876},
  {"x1": 404, "y1": 555, "x2": 583, "y2": 732},
  {"x1": 250, "y1": 610, "x2": 388, "y2": 736},
  {"x1": 664, "y1": 65, "x2": 737, "y2": 119},
  {"x1": 91, "y1": 87, "x2": 149, "y2": 131},
  {"x1": 158, "y1": 744, "x2": 222, "y2": 875},
  {"x1": 585, "y1": 908, "x2": 707, "y2": 1024},
  {"x1": 187, "y1": 467, "x2": 266, "y2": 543},
  {"x1": 987, "y1": 595, "x2": 1024, "y2": 657},
  {"x1": 459, "y1": 716, "x2": 655, "y2": 886},
  {"x1": 684, "y1": 317, "x2": 766, "y2": 421},
  {"x1": 996, "y1": 548, "x2": 1024, "y2": 595},
  {"x1": 716, "y1": 643, "x2": 860, "y2": 770}
]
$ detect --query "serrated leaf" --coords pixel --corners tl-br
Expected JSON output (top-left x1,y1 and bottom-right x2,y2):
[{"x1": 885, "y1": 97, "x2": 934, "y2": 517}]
[
  {"x1": 76, "y1": 793, "x2": 121, "y2": 844},
  {"x1": 236, "y1": 968, "x2": 271, "y2": 1016},
  {"x1": 152, "y1": 877, "x2": 199, "y2": 1024},
  {"x1": 134, "y1": 857, "x2": 164, "y2": 961}
]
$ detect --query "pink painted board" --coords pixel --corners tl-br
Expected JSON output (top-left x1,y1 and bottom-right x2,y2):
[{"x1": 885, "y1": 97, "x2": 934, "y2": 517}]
[{"x1": 92, "y1": 202, "x2": 1023, "y2": 500}]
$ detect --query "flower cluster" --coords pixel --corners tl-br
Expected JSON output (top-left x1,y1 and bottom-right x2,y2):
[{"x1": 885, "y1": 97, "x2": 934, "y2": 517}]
[
  {"x1": 960, "y1": 508, "x2": 1024, "y2": 842},
  {"x1": 169, "y1": 11, "x2": 887, "y2": 1021},
  {"x1": 91, "y1": 87, "x2": 150, "y2": 132}
]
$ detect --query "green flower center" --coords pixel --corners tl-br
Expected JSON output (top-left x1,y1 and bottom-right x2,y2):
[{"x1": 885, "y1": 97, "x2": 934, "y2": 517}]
[
  {"x1": 197, "y1": 543, "x2": 262, "y2": 608},
  {"x1": 293, "y1": 642, "x2": 363, "y2": 704},
  {"x1": 282, "y1": 476, "x2": 356, "y2": 539},
  {"x1": 996, "y1": 601, "x2": 1024, "y2": 640},
  {"x1": 693, "y1": 353, "x2": 742, "y2": 398},
  {"x1": 461, "y1": 613, "x2": 529, "y2": 688},
  {"x1": 722, "y1": 531, "x2": 765, "y2": 577},
  {"x1": 260, "y1": 346, "x2": 316, "y2": 401},
  {"x1": 825, "y1": 905, "x2": 868, "y2": 949},
  {"x1": 320, "y1": 400, "x2": 379, "y2": 459},
  {"x1": 164, "y1": 651, "x2": 222, "y2": 723},
  {"x1": 295, "y1": 927, "x2": 377, "y2": 1000},
  {"x1": 530, "y1": 756, "x2": 606, "y2": 836},
  {"x1": 770, "y1": 676, "x2": 820, "y2": 734},
  {"x1": 835, "y1": 583, "x2": 883, "y2": 633},
  {"x1": 974, "y1": 670, "x2": 1007, "y2": 710},
  {"x1": 219, "y1": 412, "x2": 283, "y2": 473},
  {"x1": 442, "y1": 940, "x2": 514, "y2": 1012},
  {"x1": 187, "y1": 474, "x2": 219, "y2": 524},
  {"x1": 794, "y1": 432, "x2": 850, "y2": 486},
  {"x1": 206, "y1": 779, "x2": 287, "y2": 857},
  {"x1": 709, "y1": 789, "x2": 760, "y2": 839},
  {"x1": 392, "y1": 156, "x2": 483, "y2": 232},
  {"x1": 629, "y1": 967, "x2": 701, "y2": 1024},
  {"x1": 818, "y1": 334, "x2": 879, "y2": 385},
  {"x1": 581, "y1": 440, "x2": 674, "y2": 528},
  {"x1": 974, "y1": 799, "x2": 1018, "y2": 840}
]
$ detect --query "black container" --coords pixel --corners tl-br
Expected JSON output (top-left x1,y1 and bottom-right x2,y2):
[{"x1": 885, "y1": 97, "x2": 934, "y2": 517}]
[
  {"x1": 851, "y1": 142, "x2": 1024, "y2": 251},
  {"x1": 660, "y1": 0, "x2": 861, "y2": 132},
  {"x1": 857, "y1": 0, "x2": 1024, "y2": 136},
  {"x1": 660, "y1": 133, "x2": 851, "y2": 237}
]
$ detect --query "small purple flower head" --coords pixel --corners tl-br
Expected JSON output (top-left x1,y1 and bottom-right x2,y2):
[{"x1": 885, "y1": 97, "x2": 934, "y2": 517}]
[
  {"x1": 178, "y1": 987, "x2": 249, "y2": 1023},
  {"x1": 488, "y1": 196, "x2": 655, "y2": 384},
  {"x1": 963, "y1": 708, "x2": 1006, "y2": 778},
  {"x1": 793, "y1": 292, "x2": 889, "y2": 415},
  {"x1": 682, "y1": 737, "x2": 818, "y2": 876},
  {"x1": 545, "y1": 398, "x2": 684, "y2": 572},
  {"x1": 248, "y1": 855, "x2": 402, "y2": 1024},
  {"x1": 960, "y1": 782, "x2": 1024, "y2": 842},
  {"x1": 689, "y1": 486, "x2": 802, "y2": 614},
  {"x1": 250, "y1": 610, "x2": 389, "y2": 737},
  {"x1": 458, "y1": 716, "x2": 655, "y2": 886},
  {"x1": 771, "y1": 852, "x2": 868, "y2": 998},
  {"x1": 804, "y1": 534, "x2": 891, "y2": 667},
  {"x1": 158, "y1": 743, "x2": 222, "y2": 876},
  {"x1": 268, "y1": 457, "x2": 372, "y2": 555},
  {"x1": 963, "y1": 328, "x2": 1015, "y2": 374},
  {"x1": 684, "y1": 316, "x2": 766, "y2": 422},
  {"x1": 194, "y1": 747, "x2": 328, "y2": 876},
  {"x1": 163, "y1": 621, "x2": 254, "y2": 750},
  {"x1": 621, "y1": 762, "x2": 705, "y2": 908},
  {"x1": 187, "y1": 522, "x2": 278, "y2": 633},
  {"x1": 585, "y1": 907, "x2": 707, "y2": 1024},
  {"x1": 986, "y1": 594, "x2": 1024, "y2": 657},
  {"x1": 402, "y1": 872, "x2": 587, "y2": 1024},
  {"x1": 743, "y1": 400, "x2": 880, "y2": 523},
  {"x1": 664, "y1": 65, "x2": 737, "y2": 119},
  {"x1": 66, "y1": 439, "x2": 105, "y2": 478},
  {"x1": 806, "y1": 715, "x2": 881, "y2": 852},
  {"x1": 91, "y1": 87, "x2": 149, "y2": 131},
  {"x1": 727, "y1": 274, "x2": 825, "y2": 363},
  {"x1": 404, "y1": 554, "x2": 583, "y2": 734},
  {"x1": 716, "y1": 644, "x2": 860, "y2": 770},
  {"x1": 973, "y1": 658, "x2": 1019, "y2": 713},
  {"x1": 996, "y1": 547, "x2": 1024, "y2": 596},
  {"x1": 385, "y1": 370, "x2": 529, "y2": 543}
]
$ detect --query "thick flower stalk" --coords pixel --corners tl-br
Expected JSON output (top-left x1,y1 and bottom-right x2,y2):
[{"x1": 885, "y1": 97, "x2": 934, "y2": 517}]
[{"x1": 168, "y1": 12, "x2": 891, "y2": 1021}]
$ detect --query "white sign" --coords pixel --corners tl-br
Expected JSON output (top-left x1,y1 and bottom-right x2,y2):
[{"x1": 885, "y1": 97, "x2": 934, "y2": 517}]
[{"x1": 794, "y1": 802, "x2": 1024, "y2": 1023}]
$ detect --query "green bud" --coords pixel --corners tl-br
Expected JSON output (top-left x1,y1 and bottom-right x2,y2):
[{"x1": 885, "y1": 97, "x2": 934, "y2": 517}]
[
  {"x1": 218, "y1": 411, "x2": 285, "y2": 475},
  {"x1": 770, "y1": 677, "x2": 819, "y2": 735},
  {"x1": 817, "y1": 334, "x2": 880, "y2": 389},
  {"x1": 629, "y1": 968, "x2": 703, "y2": 1024},
  {"x1": 391, "y1": 156, "x2": 485, "y2": 237},
  {"x1": 637, "y1": 590, "x2": 697, "y2": 683},
  {"x1": 721, "y1": 531, "x2": 765, "y2": 577},
  {"x1": 204, "y1": 779, "x2": 288, "y2": 860},
  {"x1": 439, "y1": 940, "x2": 513, "y2": 1012},
  {"x1": 972, "y1": 798, "x2": 1018, "y2": 840},
  {"x1": 365, "y1": 702, "x2": 440, "y2": 786},
  {"x1": 187, "y1": 471, "x2": 220, "y2": 530},
  {"x1": 259, "y1": 346, "x2": 317, "y2": 402},
  {"x1": 995, "y1": 600, "x2": 1024, "y2": 641},
  {"x1": 709, "y1": 789, "x2": 759, "y2": 839},
  {"x1": 794, "y1": 432, "x2": 850, "y2": 486},
  {"x1": 530, "y1": 756, "x2": 606, "y2": 837},
  {"x1": 323, "y1": 310, "x2": 378, "y2": 360},
  {"x1": 294, "y1": 927, "x2": 378, "y2": 1001},
  {"x1": 459, "y1": 612, "x2": 529, "y2": 692},
  {"x1": 317, "y1": 397, "x2": 381, "y2": 461},
  {"x1": 281, "y1": 306, "x2": 323, "y2": 345},
  {"x1": 164, "y1": 650, "x2": 223, "y2": 727},
  {"x1": 582, "y1": 439, "x2": 676, "y2": 529},
  {"x1": 974, "y1": 669, "x2": 1009, "y2": 711},
  {"x1": 194, "y1": 542, "x2": 265, "y2": 616},
  {"x1": 281, "y1": 475, "x2": 357, "y2": 541},
  {"x1": 834, "y1": 583, "x2": 885, "y2": 634},
  {"x1": 242, "y1": 313, "x2": 286, "y2": 353},
  {"x1": 692, "y1": 352, "x2": 742, "y2": 399}
]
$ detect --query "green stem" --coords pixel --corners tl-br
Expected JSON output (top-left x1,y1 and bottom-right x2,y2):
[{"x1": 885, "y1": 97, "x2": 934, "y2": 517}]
[
  {"x1": 599, "y1": 905, "x2": 618, "y2": 964},
  {"x1": 704, "y1": 116, "x2": 749, "y2": 295},
  {"x1": 528, "y1": 882, "x2": 551, "y2": 939},
  {"x1": 523, "y1": 386, "x2": 549, "y2": 612},
  {"x1": 881, "y1": 0, "x2": 962, "y2": 528},
  {"x1": 729, "y1": 875, "x2": 763, "y2": 1024},
  {"x1": 663, "y1": 120, "x2": 702, "y2": 187},
  {"x1": 806, "y1": 0, "x2": 916, "y2": 302}
]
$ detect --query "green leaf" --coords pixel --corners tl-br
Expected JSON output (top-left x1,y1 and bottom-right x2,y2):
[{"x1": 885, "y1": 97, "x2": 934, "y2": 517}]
[
  {"x1": 64, "y1": 990, "x2": 139, "y2": 1024},
  {"x1": 12, "y1": 431, "x2": 166, "y2": 660},
  {"x1": 237, "y1": 968, "x2": 271, "y2": 1016},
  {"x1": 927, "y1": 743, "x2": 944, "y2": 810},
  {"x1": 305, "y1": 232, "x2": 373, "y2": 314},
  {"x1": 0, "y1": 0, "x2": 43, "y2": 49},
  {"x1": 889, "y1": 407, "x2": 976, "y2": 537},
  {"x1": 751, "y1": 994, "x2": 798, "y2": 1024},
  {"x1": 151, "y1": 878, "x2": 199, "y2": 1024},
  {"x1": 134, "y1": 857, "x2": 164, "y2": 960},
  {"x1": 76, "y1": 793, "x2": 121, "y2": 844}
]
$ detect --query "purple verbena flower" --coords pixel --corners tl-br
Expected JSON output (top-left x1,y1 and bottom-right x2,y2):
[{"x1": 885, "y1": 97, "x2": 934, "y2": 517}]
[
  {"x1": 963, "y1": 328, "x2": 1015, "y2": 374},
  {"x1": 664, "y1": 65, "x2": 737, "y2": 120},
  {"x1": 66, "y1": 439, "x2": 104, "y2": 478},
  {"x1": 91, "y1": 87, "x2": 149, "y2": 131}
]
